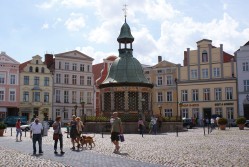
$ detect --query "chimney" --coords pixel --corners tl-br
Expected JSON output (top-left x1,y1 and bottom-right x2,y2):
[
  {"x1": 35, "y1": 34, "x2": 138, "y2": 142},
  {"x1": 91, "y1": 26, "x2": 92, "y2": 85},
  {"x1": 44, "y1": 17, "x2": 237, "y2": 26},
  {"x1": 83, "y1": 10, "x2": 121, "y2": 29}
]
[
  {"x1": 158, "y1": 55, "x2": 162, "y2": 63},
  {"x1": 45, "y1": 54, "x2": 53, "y2": 67}
]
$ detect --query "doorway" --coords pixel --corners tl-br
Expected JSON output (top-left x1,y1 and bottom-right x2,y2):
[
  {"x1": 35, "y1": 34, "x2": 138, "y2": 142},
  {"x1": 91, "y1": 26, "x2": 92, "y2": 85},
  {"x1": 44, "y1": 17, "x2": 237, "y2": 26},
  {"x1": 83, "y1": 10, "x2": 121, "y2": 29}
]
[
  {"x1": 203, "y1": 108, "x2": 211, "y2": 119},
  {"x1": 244, "y1": 104, "x2": 249, "y2": 119}
]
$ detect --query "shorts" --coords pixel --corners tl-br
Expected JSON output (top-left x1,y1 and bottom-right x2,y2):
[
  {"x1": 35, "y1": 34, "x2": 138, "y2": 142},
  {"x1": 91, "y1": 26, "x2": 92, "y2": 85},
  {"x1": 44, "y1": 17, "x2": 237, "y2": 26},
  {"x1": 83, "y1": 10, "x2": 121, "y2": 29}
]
[{"x1": 111, "y1": 132, "x2": 120, "y2": 142}]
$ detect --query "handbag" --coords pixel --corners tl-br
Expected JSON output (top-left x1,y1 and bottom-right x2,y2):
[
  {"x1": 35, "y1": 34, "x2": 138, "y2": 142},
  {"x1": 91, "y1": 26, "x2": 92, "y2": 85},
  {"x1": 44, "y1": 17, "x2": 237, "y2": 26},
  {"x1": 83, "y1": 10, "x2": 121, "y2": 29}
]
[
  {"x1": 119, "y1": 134, "x2": 125, "y2": 142},
  {"x1": 53, "y1": 133, "x2": 59, "y2": 140}
]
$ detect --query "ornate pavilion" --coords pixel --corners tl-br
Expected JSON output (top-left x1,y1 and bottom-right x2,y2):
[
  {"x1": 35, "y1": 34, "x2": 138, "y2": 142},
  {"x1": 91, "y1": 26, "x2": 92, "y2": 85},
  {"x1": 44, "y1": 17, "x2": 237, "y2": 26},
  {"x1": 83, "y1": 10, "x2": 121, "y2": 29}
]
[{"x1": 99, "y1": 18, "x2": 153, "y2": 117}]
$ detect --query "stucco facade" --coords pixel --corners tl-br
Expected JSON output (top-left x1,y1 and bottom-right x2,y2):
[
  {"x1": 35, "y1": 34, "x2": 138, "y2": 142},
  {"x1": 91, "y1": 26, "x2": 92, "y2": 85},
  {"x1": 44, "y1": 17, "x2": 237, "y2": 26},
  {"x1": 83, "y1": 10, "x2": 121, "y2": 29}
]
[
  {"x1": 51, "y1": 50, "x2": 94, "y2": 123},
  {"x1": 0, "y1": 52, "x2": 20, "y2": 119},
  {"x1": 235, "y1": 42, "x2": 249, "y2": 119},
  {"x1": 178, "y1": 39, "x2": 237, "y2": 125},
  {"x1": 19, "y1": 55, "x2": 53, "y2": 122}
]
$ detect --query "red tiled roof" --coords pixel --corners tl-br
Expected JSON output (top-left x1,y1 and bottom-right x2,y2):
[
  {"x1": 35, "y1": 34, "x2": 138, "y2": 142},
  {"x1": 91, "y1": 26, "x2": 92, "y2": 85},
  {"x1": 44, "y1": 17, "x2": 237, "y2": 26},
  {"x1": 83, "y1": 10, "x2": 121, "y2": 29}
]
[
  {"x1": 92, "y1": 63, "x2": 104, "y2": 83},
  {"x1": 106, "y1": 55, "x2": 117, "y2": 61},
  {"x1": 19, "y1": 60, "x2": 31, "y2": 72}
]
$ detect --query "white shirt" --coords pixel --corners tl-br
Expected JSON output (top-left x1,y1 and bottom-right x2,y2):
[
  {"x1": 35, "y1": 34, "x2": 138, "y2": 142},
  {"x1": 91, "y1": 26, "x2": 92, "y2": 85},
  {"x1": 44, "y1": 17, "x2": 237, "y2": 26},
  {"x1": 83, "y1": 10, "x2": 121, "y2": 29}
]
[{"x1": 30, "y1": 123, "x2": 43, "y2": 134}]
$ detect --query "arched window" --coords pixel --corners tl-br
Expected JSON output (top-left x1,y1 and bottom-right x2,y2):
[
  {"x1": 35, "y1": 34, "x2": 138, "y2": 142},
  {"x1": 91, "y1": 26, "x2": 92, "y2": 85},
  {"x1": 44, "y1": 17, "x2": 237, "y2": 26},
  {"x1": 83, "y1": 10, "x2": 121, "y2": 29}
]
[
  {"x1": 41, "y1": 67, "x2": 45, "y2": 73},
  {"x1": 36, "y1": 60, "x2": 39, "y2": 64},
  {"x1": 202, "y1": 50, "x2": 208, "y2": 62},
  {"x1": 35, "y1": 67, "x2": 39, "y2": 73},
  {"x1": 29, "y1": 66, "x2": 33, "y2": 72}
]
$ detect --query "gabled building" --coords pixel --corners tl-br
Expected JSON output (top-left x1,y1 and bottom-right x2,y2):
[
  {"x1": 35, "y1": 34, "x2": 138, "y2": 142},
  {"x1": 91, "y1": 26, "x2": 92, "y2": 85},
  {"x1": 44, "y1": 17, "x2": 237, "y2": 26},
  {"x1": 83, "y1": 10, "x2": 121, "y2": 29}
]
[
  {"x1": 47, "y1": 50, "x2": 94, "y2": 123},
  {"x1": 144, "y1": 56, "x2": 179, "y2": 117},
  {"x1": 235, "y1": 41, "x2": 249, "y2": 119},
  {"x1": 19, "y1": 55, "x2": 53, "y2": 121},
  {"x1": 178, "y1": 39, "x2": 237, "y2": 125},
  {"x1": 0, "y1": 52, "x2": 20, "y2": 119}
]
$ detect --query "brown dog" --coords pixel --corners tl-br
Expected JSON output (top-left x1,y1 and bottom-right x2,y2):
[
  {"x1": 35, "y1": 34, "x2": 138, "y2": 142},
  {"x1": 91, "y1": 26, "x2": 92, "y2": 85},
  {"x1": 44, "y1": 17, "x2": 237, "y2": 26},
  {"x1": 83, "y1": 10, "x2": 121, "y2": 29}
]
[{"x1": 79, "y1": 135, "x2": 95, "y2": 149}]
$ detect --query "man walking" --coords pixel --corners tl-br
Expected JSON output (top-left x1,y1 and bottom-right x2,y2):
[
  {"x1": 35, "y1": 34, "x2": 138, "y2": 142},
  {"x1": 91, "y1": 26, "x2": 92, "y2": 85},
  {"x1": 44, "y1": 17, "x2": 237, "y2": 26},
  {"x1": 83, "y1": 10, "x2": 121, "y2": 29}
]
[
  {"x1": 110, "y1": 112, "x2": 123, "y2": 153},
  {"x1": 30, "y1": 118, "x2": 43, "y2": 155}
]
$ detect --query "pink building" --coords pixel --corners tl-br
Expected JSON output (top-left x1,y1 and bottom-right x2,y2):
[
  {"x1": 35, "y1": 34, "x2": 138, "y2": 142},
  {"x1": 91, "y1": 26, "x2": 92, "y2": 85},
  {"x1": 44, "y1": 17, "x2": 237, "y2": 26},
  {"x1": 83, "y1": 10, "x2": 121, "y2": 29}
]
[{"x1": 0, "y1": 52, "x2": 20, "y2": 119}]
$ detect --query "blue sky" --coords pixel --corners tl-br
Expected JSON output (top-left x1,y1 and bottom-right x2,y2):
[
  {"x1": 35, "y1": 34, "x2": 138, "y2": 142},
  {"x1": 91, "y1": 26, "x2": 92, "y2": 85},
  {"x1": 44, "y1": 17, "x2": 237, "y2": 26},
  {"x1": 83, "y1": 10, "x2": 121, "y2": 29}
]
[{"x1": 0, "y1": 0, "x2": 249, "y2": 65}]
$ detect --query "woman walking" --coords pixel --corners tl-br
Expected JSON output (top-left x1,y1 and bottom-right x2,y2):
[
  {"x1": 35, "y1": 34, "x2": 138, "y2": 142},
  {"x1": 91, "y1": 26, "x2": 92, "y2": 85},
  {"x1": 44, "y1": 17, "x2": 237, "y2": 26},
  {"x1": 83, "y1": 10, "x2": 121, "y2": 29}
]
[
  {"x1": 70, "y1": 115, "x2": 78, "y2": 150},
  {"x1": 76, "y1": 117, "x2": 84, "y2": 148},
  {"x1": 52, "y1": 116, "x2": 65, "y2": 154},
  {"x1": 16, "y1": 118, "x2": 22, "y2": 141}
]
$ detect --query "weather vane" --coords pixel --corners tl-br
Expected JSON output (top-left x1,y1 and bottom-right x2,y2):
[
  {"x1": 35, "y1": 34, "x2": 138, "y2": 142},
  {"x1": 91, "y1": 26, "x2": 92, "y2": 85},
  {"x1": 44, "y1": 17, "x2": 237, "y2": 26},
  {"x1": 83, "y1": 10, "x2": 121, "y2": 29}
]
[{"x1": 122, "y1": 4, "x2": 128, "y2": 22}]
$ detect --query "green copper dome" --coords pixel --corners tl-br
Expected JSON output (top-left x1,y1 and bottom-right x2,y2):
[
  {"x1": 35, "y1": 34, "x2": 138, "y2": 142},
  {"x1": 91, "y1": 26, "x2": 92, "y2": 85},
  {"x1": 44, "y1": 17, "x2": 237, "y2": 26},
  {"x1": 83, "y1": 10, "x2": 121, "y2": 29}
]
[
  {"x1": 117, "y1": 22, "x2": 134, "y2": 43},
  {"x1": 100, "y1": 21, "x2": 152, "y2": 88}
]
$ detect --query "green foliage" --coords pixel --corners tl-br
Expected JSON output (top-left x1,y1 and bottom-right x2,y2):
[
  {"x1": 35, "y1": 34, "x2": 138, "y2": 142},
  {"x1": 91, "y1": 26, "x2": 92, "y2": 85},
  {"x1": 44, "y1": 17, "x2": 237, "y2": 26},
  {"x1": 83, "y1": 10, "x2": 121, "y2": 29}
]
[
  {"x1": 236, "y1": 117, "x2": 246, "y2": 124},
  {"x1": 218, "y1": 118, "x2": 227, "y2": 125},
  {"x1": 0, "y1": 122, "x2": 7, "y2": 129}
]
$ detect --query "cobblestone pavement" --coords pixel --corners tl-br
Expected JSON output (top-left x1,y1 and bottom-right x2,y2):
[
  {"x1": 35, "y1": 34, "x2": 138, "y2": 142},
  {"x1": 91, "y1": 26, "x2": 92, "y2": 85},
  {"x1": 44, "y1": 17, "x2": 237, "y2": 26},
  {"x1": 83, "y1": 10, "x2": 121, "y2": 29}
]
[{"x1": 0, "y1": 126, "x2": 249, "y2": 167}]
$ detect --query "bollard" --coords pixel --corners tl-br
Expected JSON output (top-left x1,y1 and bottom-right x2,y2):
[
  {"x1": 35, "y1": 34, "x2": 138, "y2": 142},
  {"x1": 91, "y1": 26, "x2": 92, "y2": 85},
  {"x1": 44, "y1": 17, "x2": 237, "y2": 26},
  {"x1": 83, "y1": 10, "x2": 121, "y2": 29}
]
[
  {"x1": 102, "y1": 128, "x2": 104, "y2": 138},
  {"x1": 208, "y1": 124, "x2": 210, "y2": 134},
  {"x1": 25, "y1": 130, "x2": 26, "y2": 137},
  {"x1": 176, "y1": 126, "x2": 178, "y2": 137},
  {"x1": 11, "y1": 128, "x2": 12, "y2": 136},
  {"x1": 203, "y1": 125, "x2": 205, "y2": 136}
]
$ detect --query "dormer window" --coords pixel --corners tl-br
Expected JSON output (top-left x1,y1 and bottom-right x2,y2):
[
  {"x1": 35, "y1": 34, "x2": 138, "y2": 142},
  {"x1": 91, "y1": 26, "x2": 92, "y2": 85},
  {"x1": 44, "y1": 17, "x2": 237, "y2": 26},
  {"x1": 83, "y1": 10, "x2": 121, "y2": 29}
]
[
  {"x1": 29, "y1": 66, "x2": 33, "y2": 72},
  {"x1": 202, "y1": 50, "x2": 208, "y2": 62},
  {"x1": 41, "y1": 67, "x2": 45, "y2": 73},
  {"x1": 36, "y1": 60, "x2": 39, "y2": 64},
  {"x1": 35, "y1": 67, "x2": 39, "y2": 73}
]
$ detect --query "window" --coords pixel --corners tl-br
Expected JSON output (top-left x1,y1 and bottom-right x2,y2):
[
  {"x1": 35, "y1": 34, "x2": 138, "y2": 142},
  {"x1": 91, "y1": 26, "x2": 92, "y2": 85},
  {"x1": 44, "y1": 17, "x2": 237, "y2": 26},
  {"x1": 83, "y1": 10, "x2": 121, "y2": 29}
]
[
  {"x1": 164, "y1": 109, "x2": 172, "y2": 117},
  {"x1": 202, "y1": 69, "x2": 208, "y2": 79},
  {"x1": 202, "y1": 50, "x2": 208, "y2": 62},
  {"x1": 72, "y1": 75, "x2": 77, "y2": 85},
  {"x1": 29, "y1": 66, "x2": 33, "y2": 72},
  {"x1": 182, "y1": 108, "x2": 189, "y2": 118},
  {"x1": 10, "y1": 75, "x2": 16, "y2": 84},
  {"x1": 35, "y1": 67, "x2": 39, "y2": 73},
  {"x1": 23, "y1": 91, "x2": 29, "y2": 102},
  {"x1": 44, "y1": 77, "x2": 49, "y2": 86},
  {"x1": 157, "y1": 76, "x2": 163, "y2": 86},
  {"x1": 225, "y1": 87, "x2": 233, "y2": 100},
  {"x1": 244, "y1": 80, "x2": 249, "y2": 92},
  {"x1": 10, "y1": 91, "x2": 15, "y2": 101},
  {"x1": 64, "y1": 111, "x2": 68, "y2": 119},
  {"x1": 242, "y1": 62, "x2": 249, "y2": 71},
  {"x1": 80, "y1": 64, "x2": 84, "y2": 71},
  {"x1": 87, "y1": 76, "x2": 91, "y2": 86},
  {"x1": 34, "y1": 77, "x2": 39, "y2": 86},
  {"x1": 56, "y1": 74, "x2": 61, "y2": 84},
  {"x1": 80, "y1": 76, "x2": 84, "y2": 85},
  {"x1": 0, "y1": 90, "x2": 4, "y2": 101},
  {"x1": 41, "y1": 67, "x2": 45, "y2": 73},
  {"x1": 36, "y1": 60, "x2": 39, "y2": 64},
  {"x1": 166, "y1": 76, "x2": 172, "y2": 85},
  {"x1": 158, "y1": 92, "x2": 163, "y2": 102},
  {"x1": 87, "y1": 92, "x2": 92, "y2": 104},
  {"x1": 215, "y1": 108, "x2": 222, "y2": 117},
  {"x1": 203, "y1": 88, "x2": 210, "y2": 101},
  {"x1": 213, "y1": 67, "x2": 220, "y2": 77},
  {"x1": 58, "y1": 62, "x2": 61, "y2": 69},
  {"x1": 72, "y1": 91, "x2": 77, "y2": 103},
  {"x1": 214, "y1": 88, "x2": 222, "y2": 101},
  {"x1": 24, "y1": 76, "x2": 29, "y2": 85},
  {"x1": 64, "y1": 74, "x2": 69, "y2": 84},
  {"x1": 192, "y1": 108, "x2": 199, "y2": 119},
  {"x1": 87, "y1": 65, "x2": 90, "y2": 72},
  {"x1": 80, "y1": 91, "x2": 84, "y2": 102},
  {"x1": 44, "y1": 92, "x2": 49, "y2": 102},
  {"x1": 55, "y1": 109, "x2": 60, "y2": 117},
  {"x1": 181, "y1": 90, "x2": 188, "y2": 102},
  {"x1": 56, "y1": 90, "x2": 60, "y2": 103},
  {"x1": 192, "y1": 89, "x2": 199, "y2": 101},
  {"x1": 33, "y1": 92, "x2": 40, "y2": 102},
  {"x1": 226, "y1": 107, "x2": 234, "y2": 120},
  {"x1": 72, "y1": 63, "x2": 77, "y2": 71},
  {"x1": 65, "y1": 62, "x2": 69, "y2": 70},
  {"x1": 0, "y1": 74, "x2": 5, "y2": 84},
  {"x1": 64, "y1": 91, "x2": 69, "y2": 103},
  {"x1": 157, "y1": 70, "x2": 163, "y2": 74},
  {"x1": 166, "y1": 91, "x2": 172, "y2": 102},
  {"x1": 191, "y1": 69, "x2": 198, "y2": 79}
]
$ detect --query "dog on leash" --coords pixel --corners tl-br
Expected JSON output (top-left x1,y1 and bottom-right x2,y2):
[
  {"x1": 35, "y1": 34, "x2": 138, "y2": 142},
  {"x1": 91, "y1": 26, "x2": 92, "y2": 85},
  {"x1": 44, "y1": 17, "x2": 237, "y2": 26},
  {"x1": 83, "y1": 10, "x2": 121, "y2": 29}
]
[{"x1": 79, "y1": 134, "x2": 95, "y2": 149}]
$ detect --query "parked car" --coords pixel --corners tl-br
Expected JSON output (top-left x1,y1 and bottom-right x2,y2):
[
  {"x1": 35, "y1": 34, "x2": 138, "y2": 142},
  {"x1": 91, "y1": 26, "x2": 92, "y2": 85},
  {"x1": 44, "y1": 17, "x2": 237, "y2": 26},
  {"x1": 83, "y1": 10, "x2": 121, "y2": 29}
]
[
  {"x1": 182, "y1": 118, "x2": 194, "y2": 129},
  {"x1": 4, "y1": 116, "x2": 27, "y2": 127},
  {"x1": 245, "y1": 120, "x2": 249, "y2": 127},
  {"x1": 20, "y1": 124, "x2": 31, "y2": 131}
]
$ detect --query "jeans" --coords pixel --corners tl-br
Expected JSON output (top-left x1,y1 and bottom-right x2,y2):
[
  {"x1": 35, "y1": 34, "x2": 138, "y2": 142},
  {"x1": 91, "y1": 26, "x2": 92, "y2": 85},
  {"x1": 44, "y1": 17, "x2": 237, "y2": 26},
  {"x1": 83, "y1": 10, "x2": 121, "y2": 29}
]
[
  {"x1": 33, "y1": 134, "x2": 42, "y2": 153},
  {"x1": 16, "y1": 128, "x2": 22, "y2": 138},
  {"x1": 139, "y1": 125, "x2": 144, "y2": 137},
  {"x1": 152, "y1": 124, "x2": 157, "y2": 135},
  {"x1": 54, "y1": 134, "x2": 63, "y2": 151}
]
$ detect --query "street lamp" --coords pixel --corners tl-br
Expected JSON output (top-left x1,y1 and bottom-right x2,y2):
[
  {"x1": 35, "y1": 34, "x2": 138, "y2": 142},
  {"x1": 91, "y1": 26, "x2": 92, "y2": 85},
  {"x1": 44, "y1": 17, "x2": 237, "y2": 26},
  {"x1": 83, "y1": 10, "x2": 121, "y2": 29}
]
[
  {"x1": 158, "y1": 105, "x2": 162, "y2": 116},
  {"x1": 74, "y1": 104, "x2": 78, "y2": 116},
  {"x1": 179, "y1": 102, "x2": 183, "y2": 120},
  {"x1": 175, "y1": 78, "x2": 179, "y2": 120}
]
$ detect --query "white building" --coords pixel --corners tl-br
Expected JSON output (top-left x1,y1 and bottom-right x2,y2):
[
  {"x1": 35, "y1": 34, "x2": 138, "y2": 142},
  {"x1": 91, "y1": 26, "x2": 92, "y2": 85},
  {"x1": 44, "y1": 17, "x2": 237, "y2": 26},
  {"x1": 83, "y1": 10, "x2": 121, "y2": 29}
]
[
  {"x1": 47, "y1": 50, "x2": 94, "y2": 123},
  {"x1": 235, "y1": 41, "x2": 249, "y2": 119}
]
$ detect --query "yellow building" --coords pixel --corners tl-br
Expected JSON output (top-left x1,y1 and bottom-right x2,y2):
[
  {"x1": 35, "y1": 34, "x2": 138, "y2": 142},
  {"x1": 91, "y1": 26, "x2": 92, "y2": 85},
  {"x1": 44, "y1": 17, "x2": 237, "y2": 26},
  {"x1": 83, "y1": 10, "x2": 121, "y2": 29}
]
[
  {"x1": 19, "y1": 55, "x2": 53, "y2": 122},
  {"x1": 144, "y1": 57, "x2": 179, "y2": 118},
  {"x1": 177, "y1": 39, "x2": 237, "y2": 125}
]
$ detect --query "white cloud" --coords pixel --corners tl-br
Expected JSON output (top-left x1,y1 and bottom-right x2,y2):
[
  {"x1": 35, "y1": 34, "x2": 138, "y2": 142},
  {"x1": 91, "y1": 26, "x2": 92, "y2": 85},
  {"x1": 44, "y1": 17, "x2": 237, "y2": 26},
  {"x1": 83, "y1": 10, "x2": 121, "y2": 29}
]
[
  {"x1": 41, "y1": 23, "x2": 49, "y2": 29},
  {"x1": 61, "y1": 0, "x2": 94, "y2": 8},
  {"x1": 64, "y1": 13, "x2": 85, "y2": 31},
  {"x1": 36, "y1": 0, "x2": 59, "y2": 9}
]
